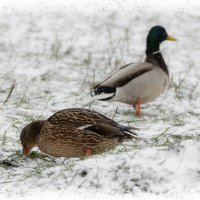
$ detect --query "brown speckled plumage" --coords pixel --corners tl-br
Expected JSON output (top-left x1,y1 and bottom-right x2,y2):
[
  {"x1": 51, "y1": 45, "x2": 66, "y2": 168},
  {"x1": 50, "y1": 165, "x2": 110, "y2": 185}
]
[{"x1": 20, "y1": 108, "x2": 138, "y2": 158}]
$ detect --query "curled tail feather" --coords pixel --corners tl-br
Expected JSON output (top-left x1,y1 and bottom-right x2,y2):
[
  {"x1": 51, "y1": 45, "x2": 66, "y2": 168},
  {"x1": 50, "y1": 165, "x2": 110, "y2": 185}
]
[{"x1": 90, "y1": 85, "x2": 116, "y2": 101}]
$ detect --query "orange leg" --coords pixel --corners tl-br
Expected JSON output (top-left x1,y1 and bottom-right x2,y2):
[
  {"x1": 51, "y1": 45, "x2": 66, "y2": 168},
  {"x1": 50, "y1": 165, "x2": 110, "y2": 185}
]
[
  {"x1": 135, "y1": 98, "x2": 141, "y2": 116},
  {"x1": 86, "y1": 148, "x2": 92, "y2": 156}
]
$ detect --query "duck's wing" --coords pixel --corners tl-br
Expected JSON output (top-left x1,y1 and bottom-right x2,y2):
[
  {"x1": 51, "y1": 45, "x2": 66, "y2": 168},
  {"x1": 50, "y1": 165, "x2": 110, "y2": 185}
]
[
  {"x1": 82, "y1": 122, "x2": 139, "y2": 140},
  {"x1": 45, "y1": 120, "x2": 137, "y2": 146},
  {"x1": 47, "y1": 108, "x2": 138, "y2": 137},
  {"x1": 91, "y1": 62, "x2": 154, "y2": 100}
]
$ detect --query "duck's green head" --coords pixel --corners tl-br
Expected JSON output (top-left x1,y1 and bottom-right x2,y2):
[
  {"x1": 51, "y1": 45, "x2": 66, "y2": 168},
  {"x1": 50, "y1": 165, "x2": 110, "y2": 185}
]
[{"x1": 146, "y1": 26, "x2": 177, "y2": 54}]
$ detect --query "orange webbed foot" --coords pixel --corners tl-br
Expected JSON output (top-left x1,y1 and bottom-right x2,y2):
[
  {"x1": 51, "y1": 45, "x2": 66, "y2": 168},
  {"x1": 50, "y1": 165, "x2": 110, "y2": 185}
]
[{"x1": 134, "y1": 98, "x2": 141, "y2": 116}]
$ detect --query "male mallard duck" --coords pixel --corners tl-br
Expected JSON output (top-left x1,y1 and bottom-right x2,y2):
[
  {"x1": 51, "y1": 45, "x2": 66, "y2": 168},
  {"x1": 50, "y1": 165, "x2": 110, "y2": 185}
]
[
  {"x1": 20, "y1": 108, "x2": 138, "y2": 158},
  {"x1": 91, "y1": 26, "x2": 177, "y2": 115}
]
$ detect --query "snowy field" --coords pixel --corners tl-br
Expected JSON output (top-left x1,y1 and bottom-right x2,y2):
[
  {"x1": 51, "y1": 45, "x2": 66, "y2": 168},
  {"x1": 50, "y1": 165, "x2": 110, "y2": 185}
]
[{"x1": 0, "y1": 2, "x2": 200, "y2": 200}]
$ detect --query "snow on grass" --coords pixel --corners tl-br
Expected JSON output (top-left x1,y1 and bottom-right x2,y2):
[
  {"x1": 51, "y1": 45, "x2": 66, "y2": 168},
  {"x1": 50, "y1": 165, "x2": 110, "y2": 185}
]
[{"x1": 0, "y1": 8, "x2": 200, "y2": 199}]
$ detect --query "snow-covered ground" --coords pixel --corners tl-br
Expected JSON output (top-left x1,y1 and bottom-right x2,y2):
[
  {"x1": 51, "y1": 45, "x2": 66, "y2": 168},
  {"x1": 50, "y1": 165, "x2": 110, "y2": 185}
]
[{"x1": 0, "y1": 2, "x2": 200, "y2": 199}]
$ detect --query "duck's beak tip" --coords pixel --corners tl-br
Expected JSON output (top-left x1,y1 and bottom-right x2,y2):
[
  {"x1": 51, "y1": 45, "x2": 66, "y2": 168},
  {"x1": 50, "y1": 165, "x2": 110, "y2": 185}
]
[{"x1": 22, "y1": 148, "x2": 30, "y2": 156}]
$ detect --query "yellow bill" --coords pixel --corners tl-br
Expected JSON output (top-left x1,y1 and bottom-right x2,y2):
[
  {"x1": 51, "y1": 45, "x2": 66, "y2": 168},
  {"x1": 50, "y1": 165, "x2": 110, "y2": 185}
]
[{"x1": 166, "y1": 35, "x2": 177, "y2": 41}]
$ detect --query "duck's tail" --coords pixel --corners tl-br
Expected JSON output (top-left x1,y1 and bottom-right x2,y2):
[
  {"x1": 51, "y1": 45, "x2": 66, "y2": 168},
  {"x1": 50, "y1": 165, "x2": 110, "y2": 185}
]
[
  {"x1": 90, "y1": 85, "x2": 116, "y2": 101},
  {"x1": 119, "y1": 125, "x2": 142, "y2": 140}
]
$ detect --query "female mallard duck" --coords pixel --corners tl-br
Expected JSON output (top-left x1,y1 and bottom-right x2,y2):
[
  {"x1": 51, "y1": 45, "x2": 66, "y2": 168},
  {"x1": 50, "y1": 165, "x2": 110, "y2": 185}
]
[
  {"x1": 91, "y1": 26, "x2": 177, "y2": 116},
  {"x1": 20, "y1": 108, "x2": 138, "y2": 158}
]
